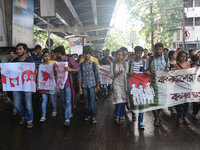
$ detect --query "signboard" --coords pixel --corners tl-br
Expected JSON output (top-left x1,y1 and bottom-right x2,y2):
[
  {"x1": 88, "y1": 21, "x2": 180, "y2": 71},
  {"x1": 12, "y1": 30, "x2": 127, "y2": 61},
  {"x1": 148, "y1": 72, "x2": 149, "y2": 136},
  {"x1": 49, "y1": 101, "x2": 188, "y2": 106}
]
[
  {"x1": 40, "y1": 0, "x2": 56, "y2": 18},
  {"x1": 69, "y1": 37, "x2": 83, "y2": 55},
  {"x1": 127, "y1": 68, "x2": 200, "y2": 113},
  {"x1": 55, "y1": 62, "x2": 68, "y2": 89},
  {"x1": 12, "y1": 0, "x2": 34, "y2": 48},
  {"x1": 100, "y1": 65, "x2": 112, "y2": 85}
]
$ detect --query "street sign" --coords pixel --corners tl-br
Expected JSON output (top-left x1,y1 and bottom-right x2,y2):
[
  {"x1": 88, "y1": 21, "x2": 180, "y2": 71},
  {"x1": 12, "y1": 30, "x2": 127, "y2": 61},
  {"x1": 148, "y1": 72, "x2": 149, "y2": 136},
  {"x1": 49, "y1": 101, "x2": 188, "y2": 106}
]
[{"x1": 183, "y1": 30, "x2": 190, "y2": 40}]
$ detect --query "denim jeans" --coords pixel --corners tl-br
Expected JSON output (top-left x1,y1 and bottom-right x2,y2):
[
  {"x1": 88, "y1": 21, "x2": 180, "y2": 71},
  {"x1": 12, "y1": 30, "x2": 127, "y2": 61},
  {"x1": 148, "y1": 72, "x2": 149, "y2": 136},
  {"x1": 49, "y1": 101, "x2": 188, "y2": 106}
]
[
  {"x1": 13, "y1": 91, "x2": 33, "y2": 123},
  {"x1": 41, "y1": 93, "x2": 56, "y2": 116},
  {"x1": 83, "y1": 86, "x2": 96, "y2": 118},
  {"x1": 60, "y1": 87, "x2": 72, "y2": 122},
  {"x1": 115, "y1": 103, "x2": 126, "y2": 119},
  {"x1": 176, "y1": 103, "x2": 189, "y2": 118},
  {"x1": 103, "y1": 84, "x2": 111, "y2": 94},
  {"x1": 132, "y1": 112, "x2": 144, "y2": 123}
]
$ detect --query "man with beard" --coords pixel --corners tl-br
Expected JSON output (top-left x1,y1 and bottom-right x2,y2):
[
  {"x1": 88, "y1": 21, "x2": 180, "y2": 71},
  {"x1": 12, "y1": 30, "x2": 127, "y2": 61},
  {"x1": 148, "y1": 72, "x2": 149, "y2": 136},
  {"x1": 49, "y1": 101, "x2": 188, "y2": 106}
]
[
  {"x1": 78, "y1": 46, "x2": 100, "y2": 124},
  {"x1": 12, "y1": 43, "x2": 37, "y2": 128},
  {"x1": 146, "y1": 43, "x2": 170, "y2": 126},
  {"x1": 53, "y1": 46, "x2": 79, "y2": 126}
]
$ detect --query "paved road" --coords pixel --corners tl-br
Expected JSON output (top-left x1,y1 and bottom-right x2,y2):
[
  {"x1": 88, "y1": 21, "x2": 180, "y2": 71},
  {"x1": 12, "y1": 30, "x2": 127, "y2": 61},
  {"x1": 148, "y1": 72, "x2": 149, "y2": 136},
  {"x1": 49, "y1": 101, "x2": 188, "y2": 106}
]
[{"x1": 0, "y1": 93, "x2": 200, "y2": 150}]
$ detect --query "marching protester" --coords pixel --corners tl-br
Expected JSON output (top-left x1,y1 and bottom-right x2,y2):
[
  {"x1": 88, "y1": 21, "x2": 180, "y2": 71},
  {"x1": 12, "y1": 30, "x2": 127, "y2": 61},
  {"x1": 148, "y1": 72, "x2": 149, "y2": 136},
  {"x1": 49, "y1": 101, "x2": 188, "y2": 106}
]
[
  {"x1": 120, "y1": 47, "x2": 129, "y2": 62},
  {"x1": 101, "y1": 49, "x2": 114, "y2": 95},
  {"x1": 37, "y1": 50, "x2": 57, "y2": 122},
  {"x1": 142, "y1": 49, "x2": 149, "y2": 63},
  {"x1": 129, "y1": 46, "x2": 146, "y2": 129},
  {"x1": 174, "y1": 50, "x2": 191, "y2": 125},
  {"x1": 146, "y1": 43, "x2": 170, "y2": 126},
  {"x1": 78, "y1": 46, "x2": 100, "y2": 124},
  {"x1": 53, "y1": 46, "x2": 79, "y2": 126},
  {"x1": 168, "y1": 50, "x2": 177, "y2": 114},
  {"x1": 12, "y1": 43, "x2": 37, "y2": 128},
  {"x1": 110, "y1": 49, "x2": 128, "y2": 125},
  {"x1": 32, "y1": 45, "x2": 43, "y2": 61},
  {"x1": 190, "y1": 54, "x2": 200, "y2": 120},
  {"x1": 163, "y1": 48, "x2": 169, "y2": 56}
]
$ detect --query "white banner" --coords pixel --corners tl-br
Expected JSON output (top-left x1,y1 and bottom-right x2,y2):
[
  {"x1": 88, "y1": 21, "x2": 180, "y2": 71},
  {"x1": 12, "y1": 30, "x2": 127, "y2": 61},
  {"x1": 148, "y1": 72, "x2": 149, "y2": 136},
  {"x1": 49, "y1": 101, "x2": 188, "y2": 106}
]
[
  {"x1": 100, "y1": 65, "x2": 112, "y2": 85},
  {"x1": 1, "y1": 63, "x2": 36, "y2": 92},
  {"x1": 55, "y1": 62, "x2": 68, "y2": 89},
  {"x1": 38, "y1": 64, "x2": 54, "y2": 90},
  {"x1": 128, "y1": 68, "x2": 200, "y2": 113}
]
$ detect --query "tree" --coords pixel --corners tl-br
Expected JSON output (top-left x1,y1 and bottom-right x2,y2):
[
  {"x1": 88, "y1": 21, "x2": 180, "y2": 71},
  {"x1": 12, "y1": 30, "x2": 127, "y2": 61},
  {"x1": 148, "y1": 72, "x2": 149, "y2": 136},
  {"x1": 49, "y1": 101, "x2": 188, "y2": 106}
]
[
  {"x1": 34, "y1": 27, "x2": 70, "y2": 54},
  {"x1": 124, "y1": 0, "x2": 182, "y2": 47},
  {"x1": 105, "y1": 28, "x2": 125, "y2": 52}
]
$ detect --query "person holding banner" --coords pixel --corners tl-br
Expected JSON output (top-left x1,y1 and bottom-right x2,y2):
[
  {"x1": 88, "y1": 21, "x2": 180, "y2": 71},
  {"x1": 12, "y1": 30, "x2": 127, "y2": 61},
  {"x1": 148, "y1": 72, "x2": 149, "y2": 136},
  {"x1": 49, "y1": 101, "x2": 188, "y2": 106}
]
[
  {"x1": 146, "y1": 43, "x2": 170, "y2": 126},
  {"x1": 12, "y1": 43, "x2": 37, "y2": 129},
  {"x1": 129, "y1": 46, "x2": 146, "y2": 129},
  {"x1": 54, "y1": 46, "x2": 79, "y2": 126},
  {"x1": 174, "y1": 50, "x2": 191, "y2": 125},
  {"x1": 37, "y1": 51, "x2": 57, "y2": 122},
  {"x1": 110, "y1": 49, "x2": 128, "y2": 125},
  {"x1": 78, "y1": 46, "x2": 100, "y2": 124}
]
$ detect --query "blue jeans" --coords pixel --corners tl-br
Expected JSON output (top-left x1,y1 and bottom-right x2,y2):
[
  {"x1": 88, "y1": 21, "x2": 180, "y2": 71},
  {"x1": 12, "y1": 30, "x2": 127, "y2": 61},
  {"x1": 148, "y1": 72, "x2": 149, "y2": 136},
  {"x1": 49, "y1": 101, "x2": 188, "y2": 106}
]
[
  {"x1": 83, "y1": 86, "x2": 96, "y2": 118},
  {"x1": 41, "y1": 93, "x2": 56, "y2": 116},
  {"x1": 13, "y1": 91, "x2": 33, "y2": 123},
  {"x1": 115, "y1": 103, "x2": 126, "y2": 119},
  {"x1": 60, "y1": 87, "x2": 72, "y2": 122},
  {"x1": 104, "y1": 84, "x2": 111, "y2": 94},
  {"x1": 176, "y1": 103, "x2": 189, "y2": 118},
  {"x1": 132, "y1": 112, "x2": 144, "y2": 123}
]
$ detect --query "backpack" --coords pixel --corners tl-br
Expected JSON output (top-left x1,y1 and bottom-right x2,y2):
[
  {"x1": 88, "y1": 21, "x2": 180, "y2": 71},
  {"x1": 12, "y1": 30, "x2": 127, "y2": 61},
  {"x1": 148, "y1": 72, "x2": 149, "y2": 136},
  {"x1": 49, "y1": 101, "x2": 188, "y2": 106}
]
[
  {"x1": 147, "y1": 55, "x2": 168, "y2": 70},
  {"x1": 113, "y1": 60, "x2": 126, "y2": 74}
]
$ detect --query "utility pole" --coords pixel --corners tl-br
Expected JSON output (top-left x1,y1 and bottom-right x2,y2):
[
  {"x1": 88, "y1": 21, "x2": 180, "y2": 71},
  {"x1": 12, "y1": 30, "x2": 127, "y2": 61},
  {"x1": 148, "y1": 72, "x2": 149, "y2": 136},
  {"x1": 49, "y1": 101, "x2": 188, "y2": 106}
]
[
  {"x1": 182, "y1": 1, "x2": 186, "y2": 51},
  {"x1": 150, "y1": 3, "x2": 154, "y2": 51}
]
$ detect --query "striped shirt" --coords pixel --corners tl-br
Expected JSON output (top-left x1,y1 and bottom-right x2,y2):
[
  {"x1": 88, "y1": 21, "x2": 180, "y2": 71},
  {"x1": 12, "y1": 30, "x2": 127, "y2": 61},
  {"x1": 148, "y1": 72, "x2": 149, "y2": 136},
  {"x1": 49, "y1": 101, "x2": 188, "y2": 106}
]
[
  {"x1": 146, "y1": 55, "x2": 170, "y2": 71},
  {"x1": 129, "y1": 59, "x2": 146, "y2": 74}
]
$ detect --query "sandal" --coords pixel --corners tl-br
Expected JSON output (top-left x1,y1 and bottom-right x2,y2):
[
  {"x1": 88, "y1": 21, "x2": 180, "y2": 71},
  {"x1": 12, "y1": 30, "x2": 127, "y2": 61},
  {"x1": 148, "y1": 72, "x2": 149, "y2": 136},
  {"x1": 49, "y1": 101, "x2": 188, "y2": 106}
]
[
  {"x1": 64, "y1": 121, "x2": 70, "y2": 126},
  {"x1": 154, "y1": 119, "x2": 160, "y2": 126},
  {"x1": 118, "y1": 119, "x2": 124, "y2": 125},
  {"x1": 92, "y1": 118, "x2": 97, "y2": 124},
  {"x1": 114, "y1": 117, "x2": 119, "y2": 124},
  {"x1": 20, "y1": 119, "x2": 25, "y2": 125},
  {"x1": 183, "y1": 117, "x2": 190, "y2": 125},
  {"x1": 85, "y1": 116, "x2": 91, "y2": 121},
  {"x1": 12, "y1": 109, "x2": 17, "y2": 116},
  {"x1": 193, "y1": 114, "x2": 199, "y2": 120},
  {"x1": 27, "y1": 122, "x2": 33, "y2": 129},
  {"x1": 177, "y1": 118, "x2": 183, "y2": 124}
]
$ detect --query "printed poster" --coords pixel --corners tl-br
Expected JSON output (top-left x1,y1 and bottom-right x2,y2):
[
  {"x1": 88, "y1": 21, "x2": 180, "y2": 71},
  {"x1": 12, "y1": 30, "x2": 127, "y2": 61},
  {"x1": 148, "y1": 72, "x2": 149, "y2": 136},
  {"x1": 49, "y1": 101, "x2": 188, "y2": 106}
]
[
  {"x1": 55, "y1": 62, "x2": 68, "y2": 89},
  {"x1": 1, "y1": 63, "x2": 36, "y2": 92},
  {"x1": 100, "y1": 65, "x2": 112, "y2": 85},
  {"x1": 127, "y1": 68, "x2": 200, "y2": 113},
  {"x1": 38, "y1": 64, "x2": 54, "y2": 90},
  {"x1": 69, "y1": 37, "x2": 83, "y2": 55}
]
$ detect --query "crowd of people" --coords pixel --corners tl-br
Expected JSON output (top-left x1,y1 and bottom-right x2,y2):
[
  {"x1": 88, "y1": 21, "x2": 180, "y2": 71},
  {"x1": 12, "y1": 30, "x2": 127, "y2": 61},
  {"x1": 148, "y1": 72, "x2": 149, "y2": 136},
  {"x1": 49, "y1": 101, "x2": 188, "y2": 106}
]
[{"x1": 2, "y1": 42, "x2": 200, "y2": 130}]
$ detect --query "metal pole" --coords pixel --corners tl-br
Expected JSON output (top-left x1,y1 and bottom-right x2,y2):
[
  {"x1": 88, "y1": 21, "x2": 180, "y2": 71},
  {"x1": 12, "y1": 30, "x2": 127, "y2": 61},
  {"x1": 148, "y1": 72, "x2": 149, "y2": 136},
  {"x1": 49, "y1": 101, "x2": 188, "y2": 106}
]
[
  {"x1": 182, "y1": 2, "x2": 185, "y2": 51},
  {"x1": 150, "y1": 3, "x2": 154, "y2": 51},
  {"x1": 47, "y1": 17, "x2": 51, "y2": 54}
]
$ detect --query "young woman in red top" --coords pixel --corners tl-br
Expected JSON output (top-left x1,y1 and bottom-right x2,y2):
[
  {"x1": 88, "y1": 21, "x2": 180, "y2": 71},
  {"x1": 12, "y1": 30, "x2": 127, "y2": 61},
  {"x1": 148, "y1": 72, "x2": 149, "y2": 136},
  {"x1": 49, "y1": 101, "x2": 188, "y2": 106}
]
[{"x1": 174, "y1": 50, "x2": 190, "y2": 125}]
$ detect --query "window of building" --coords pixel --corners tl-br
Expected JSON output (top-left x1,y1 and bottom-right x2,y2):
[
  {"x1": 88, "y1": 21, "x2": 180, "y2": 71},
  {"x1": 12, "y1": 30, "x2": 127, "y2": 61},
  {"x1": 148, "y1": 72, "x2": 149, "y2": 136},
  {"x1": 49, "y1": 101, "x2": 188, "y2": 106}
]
[
  {"x1": 195, "y1": 17, "x2": 200, "y2": 26},
  {"x1": 195, "y1": 0, "x2": 200, "y2": 7},
  {"x1": 186, "y1": 0, "x2": 193, "y2": 7},
  {"x1": 185, "y1": 18, "x2": 193, "y2": 26}
]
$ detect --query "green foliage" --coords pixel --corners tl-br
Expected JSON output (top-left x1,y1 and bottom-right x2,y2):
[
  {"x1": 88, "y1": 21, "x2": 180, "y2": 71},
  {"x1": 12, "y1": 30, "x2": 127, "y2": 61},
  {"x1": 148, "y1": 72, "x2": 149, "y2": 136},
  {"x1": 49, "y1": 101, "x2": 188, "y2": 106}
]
[
  {"x1": 34, "y1": 27, "x2": 70, "y2": 54},
  {"x1": 105, "y1": 28, "x2": 125, "y2": 52},
  {"x1": 124, "y1": 0, "x2": 182, "y2": 46}
]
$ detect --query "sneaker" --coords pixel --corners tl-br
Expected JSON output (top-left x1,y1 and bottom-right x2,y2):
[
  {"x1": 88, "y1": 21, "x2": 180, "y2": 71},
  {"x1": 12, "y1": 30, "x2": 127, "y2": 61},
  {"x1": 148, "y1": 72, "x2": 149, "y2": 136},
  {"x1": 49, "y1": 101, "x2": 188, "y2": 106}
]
[
  {"x1": 132, "y1": 114, "x2": 136, "y2": 122},
  {"x1": 138, "y1": 122, "x2": 145, "y2": 129},
  {"x1": 51, "y1": 111, "x2": 57, "y2": 117},
  {"x1": 40, "y1": 117, "x2": 46, "y2": 122}
]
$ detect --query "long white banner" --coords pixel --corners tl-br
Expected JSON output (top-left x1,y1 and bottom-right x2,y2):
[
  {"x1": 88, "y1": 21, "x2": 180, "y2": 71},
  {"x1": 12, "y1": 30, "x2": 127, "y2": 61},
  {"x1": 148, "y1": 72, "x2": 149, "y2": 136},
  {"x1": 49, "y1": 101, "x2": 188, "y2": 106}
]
[{"x1": 127, "y1": 68, "x2": 200, "y2": 113}]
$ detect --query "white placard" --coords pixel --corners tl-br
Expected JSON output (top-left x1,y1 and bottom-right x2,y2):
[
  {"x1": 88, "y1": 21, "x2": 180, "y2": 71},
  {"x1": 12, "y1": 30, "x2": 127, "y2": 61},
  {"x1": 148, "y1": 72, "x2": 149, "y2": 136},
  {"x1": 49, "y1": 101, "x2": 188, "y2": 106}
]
[{"x1": 55, "y1": 62, "x2": 68, "y2": 89}]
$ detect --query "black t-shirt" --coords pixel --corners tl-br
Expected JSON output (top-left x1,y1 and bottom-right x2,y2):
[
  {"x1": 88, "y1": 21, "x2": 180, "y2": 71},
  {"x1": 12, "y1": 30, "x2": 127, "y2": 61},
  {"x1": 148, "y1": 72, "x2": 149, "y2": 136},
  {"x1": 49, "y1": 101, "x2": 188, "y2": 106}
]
[{"x1": 12, "y1": 57, "x2": 34, "y2": 62}]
